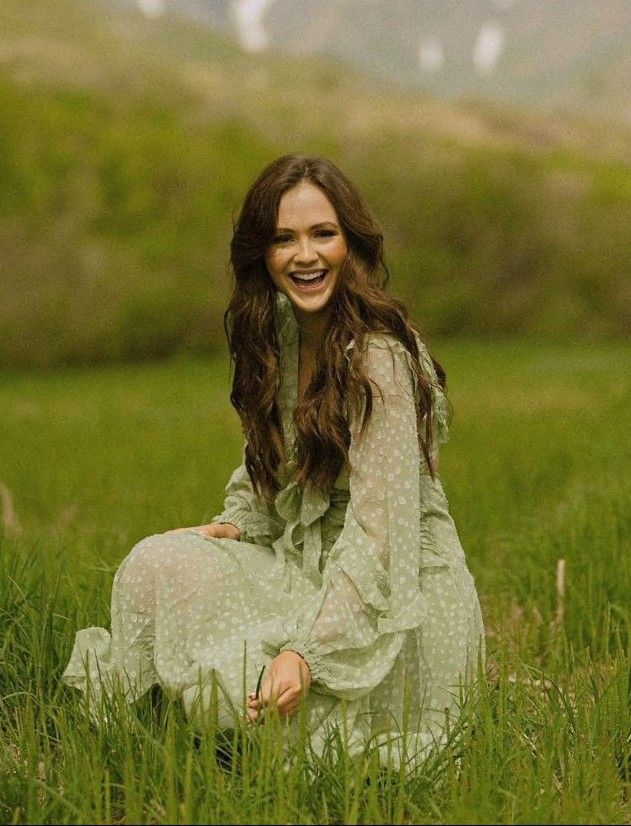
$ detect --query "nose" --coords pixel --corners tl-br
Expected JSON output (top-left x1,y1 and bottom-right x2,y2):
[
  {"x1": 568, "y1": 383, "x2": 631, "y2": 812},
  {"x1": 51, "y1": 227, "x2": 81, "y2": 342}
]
[{"x1": 294, "y1": 235, "x2": 318, "y2": 265}]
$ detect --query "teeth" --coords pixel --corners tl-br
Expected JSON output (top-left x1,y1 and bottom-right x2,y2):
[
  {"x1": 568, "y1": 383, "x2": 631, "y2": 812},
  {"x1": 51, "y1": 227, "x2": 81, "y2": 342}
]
[{"x1": 293, "y1": 270, "x2": 325, "y2": 282}]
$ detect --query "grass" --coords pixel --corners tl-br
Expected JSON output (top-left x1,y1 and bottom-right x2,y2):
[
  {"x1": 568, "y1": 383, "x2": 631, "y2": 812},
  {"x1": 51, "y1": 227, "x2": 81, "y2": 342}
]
[{"x1": 0, "y1": 341, "x2": 630, "y2": 823}]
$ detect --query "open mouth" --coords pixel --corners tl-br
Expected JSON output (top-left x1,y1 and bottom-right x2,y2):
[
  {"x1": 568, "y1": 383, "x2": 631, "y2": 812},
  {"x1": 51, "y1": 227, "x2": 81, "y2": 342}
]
[{"x1": 289, "y1": 269, "x2": 328, "y2": 290}]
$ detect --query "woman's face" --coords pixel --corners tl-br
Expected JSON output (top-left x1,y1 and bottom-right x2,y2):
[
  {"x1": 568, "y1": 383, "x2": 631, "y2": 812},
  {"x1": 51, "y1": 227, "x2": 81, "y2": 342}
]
[{"x1": 264, "y1": 181, "x2": 348, "y2": 324}]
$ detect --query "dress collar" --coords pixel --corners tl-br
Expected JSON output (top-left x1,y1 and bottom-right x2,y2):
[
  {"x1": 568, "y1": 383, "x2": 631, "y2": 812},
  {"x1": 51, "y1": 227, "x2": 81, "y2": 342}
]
[{"x1": 275, "y1": 290, "x2": 299, "y2": 347}]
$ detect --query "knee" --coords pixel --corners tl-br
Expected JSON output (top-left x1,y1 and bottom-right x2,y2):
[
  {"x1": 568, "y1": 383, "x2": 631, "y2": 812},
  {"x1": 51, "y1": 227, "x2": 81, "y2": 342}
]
[
  {"x1": 131, "y1": 533, "x2": 171, "y2": 554},
  {"x1": 117, "y1": 533, "x2": 174, "y2": 583},
  {"x1": 126, "y1": 531, "x2": 216, "y2": 582},
  {"x1": 129, "y1": 532, "x2": 169, "y2": 561}
]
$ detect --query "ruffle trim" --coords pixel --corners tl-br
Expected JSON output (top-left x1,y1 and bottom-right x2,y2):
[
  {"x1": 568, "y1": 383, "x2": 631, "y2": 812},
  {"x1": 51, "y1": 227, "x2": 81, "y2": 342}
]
[
  {"x1": 329, "y1": 510, "x2": 390, "y2": 613},
  {"x1": 61, "y1": 627, "x2": 114, "y2": 694},
  {"x1": 262, "y1": 508, "x2": 430, "y2": 686},
  {"x1": 344, "y1": 332, "x2": 449, "y2": 445},
  {"x1": 61, "y1": 627, "x2": 156, "y2": 723}
]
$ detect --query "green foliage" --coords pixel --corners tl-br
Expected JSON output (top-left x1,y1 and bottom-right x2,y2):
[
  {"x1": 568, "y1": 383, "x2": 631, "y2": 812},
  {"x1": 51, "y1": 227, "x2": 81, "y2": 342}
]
[
  {"x1": 1, "y1": 0, "x2": 630, "y2": 367},
  {"x1": 0, "y1": 75, "x2": 275, "y2": 367},
  {"x1": 0, "y1": 343, "x2": 629, "y2": 823}
]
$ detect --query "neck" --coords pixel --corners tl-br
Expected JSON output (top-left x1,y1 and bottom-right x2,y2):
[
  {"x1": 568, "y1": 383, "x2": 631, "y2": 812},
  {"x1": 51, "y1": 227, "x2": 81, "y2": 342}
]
[{"x1": 296, "y1": 309, "x2": 330, "y2": 352}]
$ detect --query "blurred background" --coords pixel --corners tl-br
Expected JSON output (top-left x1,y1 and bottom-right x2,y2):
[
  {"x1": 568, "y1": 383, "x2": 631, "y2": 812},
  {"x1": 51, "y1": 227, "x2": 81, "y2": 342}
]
[{"x1": 1, "y1": 0, "x2": 630, "y2": 368}]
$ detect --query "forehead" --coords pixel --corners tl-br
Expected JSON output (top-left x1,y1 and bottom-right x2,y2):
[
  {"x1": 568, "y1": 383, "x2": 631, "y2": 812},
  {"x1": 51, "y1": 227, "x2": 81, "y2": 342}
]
[{"x1": 276, "y1": 181, "x2": 338, "y2": 227}]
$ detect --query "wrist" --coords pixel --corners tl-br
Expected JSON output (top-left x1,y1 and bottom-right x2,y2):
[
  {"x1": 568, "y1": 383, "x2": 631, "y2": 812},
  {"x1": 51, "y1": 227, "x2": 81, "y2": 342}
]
[
  {"x1": 283, "y1": 649, "x2": 312, "y2": 679},
  {"x1": 217, "y1": 521, "x2": 241, "y2": 538}
]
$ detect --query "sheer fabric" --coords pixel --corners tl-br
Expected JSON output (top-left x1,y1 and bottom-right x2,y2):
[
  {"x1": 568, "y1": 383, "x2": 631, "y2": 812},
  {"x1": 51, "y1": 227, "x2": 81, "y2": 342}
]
[{"x1": 62, "y1": 290, "x2": 485, "y2": 766}]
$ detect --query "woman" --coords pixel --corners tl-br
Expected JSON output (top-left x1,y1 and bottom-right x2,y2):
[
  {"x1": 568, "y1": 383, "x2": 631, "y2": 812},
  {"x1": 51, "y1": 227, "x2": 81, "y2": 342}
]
[{"x1": 62, "y1": 154, "x2": 485, "y2": 766}]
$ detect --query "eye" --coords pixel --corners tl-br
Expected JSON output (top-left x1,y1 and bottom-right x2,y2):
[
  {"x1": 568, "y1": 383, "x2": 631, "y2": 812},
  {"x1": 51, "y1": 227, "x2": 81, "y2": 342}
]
[
  {"x1": 272, "y1": 234, "x2": 293, "y2": 245},
  {"x1": 314, "y1": 229, "x2": 337, "y2": 238}
]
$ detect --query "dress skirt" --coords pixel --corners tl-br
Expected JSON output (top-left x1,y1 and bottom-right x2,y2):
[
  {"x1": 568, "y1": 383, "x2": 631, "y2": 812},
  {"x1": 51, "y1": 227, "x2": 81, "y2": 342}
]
[{"x1": 62, "y1": 525, "x2": 484, "y2": 767}]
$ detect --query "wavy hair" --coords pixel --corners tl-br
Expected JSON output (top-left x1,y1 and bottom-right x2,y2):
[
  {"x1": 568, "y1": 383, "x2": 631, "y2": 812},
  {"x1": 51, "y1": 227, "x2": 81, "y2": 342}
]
[{"x1": 224, "y1": 154, "x2": 446, "y2": 503}]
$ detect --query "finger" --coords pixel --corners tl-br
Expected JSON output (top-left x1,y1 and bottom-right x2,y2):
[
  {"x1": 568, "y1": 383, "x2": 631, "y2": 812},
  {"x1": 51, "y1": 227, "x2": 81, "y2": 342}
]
[
  {"x1": 276, "y1": 702, "x2": 297, "y2": 719},
  {"x1": 277, "y1": 686, "x2": 308, "y2": 716},
  {"x1": 258, "y1": 675, "x2": 280, "y2": 705},
  {"x1": 202, "y1": 525, "x2": 234, "y2": 539},
  {"x1": 271, "y1": 687, "x2": 295, "y2": 715}
]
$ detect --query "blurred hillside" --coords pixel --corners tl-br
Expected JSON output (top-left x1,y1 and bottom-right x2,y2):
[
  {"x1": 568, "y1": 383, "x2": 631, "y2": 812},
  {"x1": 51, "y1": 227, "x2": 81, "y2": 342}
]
[
  {"x1": 263, "y1": 0, "x2": 631, "y2": 124},
  {"x1": 116, "y1": 0, "x2": 631, "y2": 126},
  {"x1": 1, "y1": 0, "x2": 630, "y2": 367}
]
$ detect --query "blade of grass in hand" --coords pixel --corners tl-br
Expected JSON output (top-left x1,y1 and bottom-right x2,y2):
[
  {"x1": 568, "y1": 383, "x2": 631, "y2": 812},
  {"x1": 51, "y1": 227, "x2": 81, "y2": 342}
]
[{"x1": 255, "y1": 664, "x2": 266, "y2": 700}]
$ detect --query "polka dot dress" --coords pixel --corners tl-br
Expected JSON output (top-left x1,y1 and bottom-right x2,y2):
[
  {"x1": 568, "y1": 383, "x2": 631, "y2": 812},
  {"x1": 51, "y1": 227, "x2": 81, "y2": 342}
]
[{"x1": 62, "y1": 291, "x2": 485, "y2": 767}]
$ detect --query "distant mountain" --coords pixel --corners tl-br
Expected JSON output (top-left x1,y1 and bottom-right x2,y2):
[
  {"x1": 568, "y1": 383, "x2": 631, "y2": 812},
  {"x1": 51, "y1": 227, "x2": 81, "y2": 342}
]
[{"x1": 117, "y1": 0, "x2": 631, "y2": 124}]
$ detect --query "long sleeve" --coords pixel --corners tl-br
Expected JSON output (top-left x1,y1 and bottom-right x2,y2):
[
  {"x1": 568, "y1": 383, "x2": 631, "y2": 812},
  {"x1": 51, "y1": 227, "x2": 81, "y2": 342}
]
[
  {"x1": 211, "y1": 441, "x2": 283, "y2": 547},
  {"x1": 268, "y1": 334, "x2": 434, "y2": 700}
]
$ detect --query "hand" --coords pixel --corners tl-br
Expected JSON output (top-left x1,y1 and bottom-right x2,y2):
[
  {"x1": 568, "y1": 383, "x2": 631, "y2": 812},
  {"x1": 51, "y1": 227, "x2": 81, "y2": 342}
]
[
  {"x1": 164, "y1": 522, "x2": 241, "y2": 541},
  {"x1": 246, "y1": 651, "x2": 311, "y2": 723}
]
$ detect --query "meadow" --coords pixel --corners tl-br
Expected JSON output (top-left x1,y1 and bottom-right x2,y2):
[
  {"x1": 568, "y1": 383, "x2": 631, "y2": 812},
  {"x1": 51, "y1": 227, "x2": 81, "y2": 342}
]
[{"x1": 0, "y1": 341, "x2": 629, "y2": 824}]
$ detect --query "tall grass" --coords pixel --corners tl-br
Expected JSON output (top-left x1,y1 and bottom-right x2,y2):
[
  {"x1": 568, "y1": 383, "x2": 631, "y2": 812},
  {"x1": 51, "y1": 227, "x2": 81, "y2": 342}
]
[{"x1": 0, "y1": 342, "x2": 629, "y2": 822}]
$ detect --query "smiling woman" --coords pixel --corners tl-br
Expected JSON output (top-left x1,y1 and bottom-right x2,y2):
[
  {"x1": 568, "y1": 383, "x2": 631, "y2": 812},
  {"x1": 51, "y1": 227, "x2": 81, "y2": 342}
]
[
  {"x1": 265, "y1": 183, "x2": 347, "y2": 314},
  {"x1": 264, "y1": 181, "x2": 349, "y2": 400},
  {"x1": 62, "y1": 154, "x2": 485, "y2": 768}
]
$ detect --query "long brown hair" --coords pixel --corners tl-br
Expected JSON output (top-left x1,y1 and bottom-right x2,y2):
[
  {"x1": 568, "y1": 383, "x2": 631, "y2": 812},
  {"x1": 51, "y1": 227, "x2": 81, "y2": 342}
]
[{"x1": 224, "y1": 154, "x2": 446, "y2": 503}]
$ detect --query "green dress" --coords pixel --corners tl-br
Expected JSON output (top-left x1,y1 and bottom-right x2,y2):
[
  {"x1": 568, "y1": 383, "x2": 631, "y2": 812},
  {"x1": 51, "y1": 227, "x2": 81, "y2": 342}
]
[{"x1": 62, "y1": 290, "x2": 485, "y2": 766}]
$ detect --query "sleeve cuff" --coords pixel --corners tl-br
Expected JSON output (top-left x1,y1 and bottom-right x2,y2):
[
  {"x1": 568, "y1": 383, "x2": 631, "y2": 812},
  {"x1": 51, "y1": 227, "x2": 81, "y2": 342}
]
[
  {"x1": 278, "y1": 640, "x2": 327, "y2": 684},
  {"x1": 211, "y1": 508, "x2": 279, "y2": 545}
]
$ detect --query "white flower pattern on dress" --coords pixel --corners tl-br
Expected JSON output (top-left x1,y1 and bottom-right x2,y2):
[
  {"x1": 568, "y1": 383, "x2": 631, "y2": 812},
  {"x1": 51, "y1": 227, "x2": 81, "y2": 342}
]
[{"x1": 62, "y1": 290, "x2": 485, "y2": 767}]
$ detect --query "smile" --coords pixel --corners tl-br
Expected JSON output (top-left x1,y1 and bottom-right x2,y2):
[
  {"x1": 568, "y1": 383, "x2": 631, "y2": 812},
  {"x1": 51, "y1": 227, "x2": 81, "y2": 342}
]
[{"x1": 289, "y1": 269, "x2": 328, "y2": 290}]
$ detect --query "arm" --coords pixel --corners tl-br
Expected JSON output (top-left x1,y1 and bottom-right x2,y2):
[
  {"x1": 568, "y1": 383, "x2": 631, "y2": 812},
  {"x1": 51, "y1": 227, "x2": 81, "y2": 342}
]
[
  {"x1": 210, "y1": 441, "x2": 283, "y2": 547},
  {"x1": 262, "y1": 335, "x2": 430, "y2": 701}
]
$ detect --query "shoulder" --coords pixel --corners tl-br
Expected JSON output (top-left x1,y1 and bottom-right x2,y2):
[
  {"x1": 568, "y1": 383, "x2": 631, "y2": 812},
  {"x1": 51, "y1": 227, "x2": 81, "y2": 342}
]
[
  {"x1": 344, "y1": 330, "x2": 434, "y2": 382},
  {"x1": 344, "y1": 331, "x2": 417, "y2": 399},
  {"x1": 343, "y1": 331, "x2": 449, "y2": 441},
  {"x1": 344, "y1": 330, "x2": 412, "y2": 361}
]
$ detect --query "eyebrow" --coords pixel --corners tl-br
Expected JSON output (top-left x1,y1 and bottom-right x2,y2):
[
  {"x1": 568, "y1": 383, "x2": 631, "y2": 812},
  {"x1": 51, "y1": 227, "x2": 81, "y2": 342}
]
[{"x1": 275, "y1": 221, "x2": 339, "y2": 232}]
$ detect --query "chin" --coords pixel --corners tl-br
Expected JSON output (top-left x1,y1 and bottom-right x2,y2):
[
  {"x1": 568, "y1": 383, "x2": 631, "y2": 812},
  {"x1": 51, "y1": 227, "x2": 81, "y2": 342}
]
[
  {"x1": 290, "y1": 294, "x2": 333, "y2": 315},
  {"x1": 284, "y1": 281, "x2": 337, "y2": 312}
]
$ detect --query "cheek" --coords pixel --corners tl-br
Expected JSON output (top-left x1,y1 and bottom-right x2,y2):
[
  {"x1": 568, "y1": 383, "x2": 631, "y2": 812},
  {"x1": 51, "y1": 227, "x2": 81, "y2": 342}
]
[
  {"x1": 331, "y1": 239, "x2": 348, "y2": 268},
  {"x1": 264, "y1": 251, "x2": 282, "y2": 278}
]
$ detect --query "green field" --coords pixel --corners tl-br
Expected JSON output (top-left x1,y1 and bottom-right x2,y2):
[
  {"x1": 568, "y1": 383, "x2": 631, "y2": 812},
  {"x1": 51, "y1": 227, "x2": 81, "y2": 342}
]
[{"x1": 1, "y1": 342, "x2": 630, "y2": 824}]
